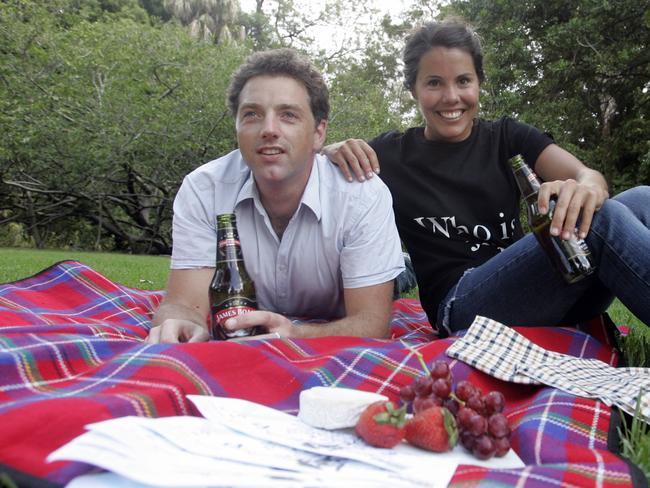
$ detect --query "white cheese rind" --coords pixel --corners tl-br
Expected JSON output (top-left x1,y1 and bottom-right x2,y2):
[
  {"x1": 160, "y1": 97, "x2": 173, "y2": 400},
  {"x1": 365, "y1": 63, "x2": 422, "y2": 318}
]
[{"x1": 298, "y1": 386, "x2": 388, "y2": 430}]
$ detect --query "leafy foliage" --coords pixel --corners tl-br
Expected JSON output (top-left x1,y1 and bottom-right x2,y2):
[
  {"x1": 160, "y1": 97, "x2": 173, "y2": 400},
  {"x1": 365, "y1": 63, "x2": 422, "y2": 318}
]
[
  {"x1": 0, "y1": 1, "x2": 248, "y2": 252},
  {"x1": 326, "y1": 63, "x2": 406, "y2": 144},
  {"x1": 1, "y1": 0, "x2": 648, "y2": 253},
  {"x1": 162, "y1": 0, "x2": 244, "y2": 43}
]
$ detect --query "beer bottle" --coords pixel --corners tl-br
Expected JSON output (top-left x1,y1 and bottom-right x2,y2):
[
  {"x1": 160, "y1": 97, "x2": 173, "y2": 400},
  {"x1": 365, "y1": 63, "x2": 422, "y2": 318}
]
[
  {"x1": 510, "y1": 155, "x2": 595, "y2": 284},
  {"x1": 209, "y1": 213, "x2": 262, "y2": 340}
]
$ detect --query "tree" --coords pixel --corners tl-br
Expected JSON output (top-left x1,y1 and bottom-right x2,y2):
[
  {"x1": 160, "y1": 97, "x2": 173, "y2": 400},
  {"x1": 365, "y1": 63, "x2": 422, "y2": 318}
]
[
  {"x1": 13, "y1": 0, "x2": 647, "y2": 253},
  {"x1": 138, "y1": 0, "x2": 172, "y2": 21},
  {"x1": 163, "y1": 0, "x2": 245, "y2": 43},
  {"x1": 0, "y1": 1, "x2": 249, "y2": 252},
  {"x1": 0, "y1": 0, "x2": 410, "y2": 253},
  {"x1": 326, "y1": 62, "x2": 406, "y2": 145},
  {"x1": 238, "y1": 0, "x2": 384, "y2": 58}
]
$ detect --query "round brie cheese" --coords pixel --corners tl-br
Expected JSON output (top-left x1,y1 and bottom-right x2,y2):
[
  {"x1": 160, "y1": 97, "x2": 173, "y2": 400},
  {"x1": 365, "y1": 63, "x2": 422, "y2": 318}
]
[{"x1": 298, "y1": 386, "x2": 388, "y2": 430}]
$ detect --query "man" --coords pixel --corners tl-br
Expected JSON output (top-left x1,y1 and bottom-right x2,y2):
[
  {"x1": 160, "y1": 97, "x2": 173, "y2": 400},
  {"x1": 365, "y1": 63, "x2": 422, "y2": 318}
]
[{"x1": 147, "y1": 48, "x2": 404, "y2": 343}]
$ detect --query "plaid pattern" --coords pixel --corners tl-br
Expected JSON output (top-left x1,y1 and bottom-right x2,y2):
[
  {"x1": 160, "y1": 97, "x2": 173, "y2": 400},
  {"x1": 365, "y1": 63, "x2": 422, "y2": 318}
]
[
  {"x1": 447, "y1": 316, "x2": 650, "y2": 422},
  {"x1": 0, "y1": 261, "x2": 641, "y2": 487}
]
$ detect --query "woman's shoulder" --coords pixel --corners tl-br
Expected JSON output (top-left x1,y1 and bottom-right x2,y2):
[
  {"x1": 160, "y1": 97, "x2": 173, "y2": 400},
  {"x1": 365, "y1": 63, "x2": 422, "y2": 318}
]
[
  {"x1": 476, "y1": 116, "x2": 518, "y2": 130},
  {"x1": 475, "y1": 116, "x2": 553, "y2": 162},
  {"x1": 369, "y1": 127, "x2": 424, "y2": 150},
  {"x1": 370, "y1": 129, "x2": 405, "y2": 145},
  {"x1": 476, "y1": 116, "x2": 543, "y2": 134}
]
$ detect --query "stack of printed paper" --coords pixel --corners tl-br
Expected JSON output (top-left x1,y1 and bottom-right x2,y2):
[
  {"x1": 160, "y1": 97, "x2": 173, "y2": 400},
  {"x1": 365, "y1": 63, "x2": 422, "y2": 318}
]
[{"x1": 49, "y1": 395, "x2": 525, "y2": 488}]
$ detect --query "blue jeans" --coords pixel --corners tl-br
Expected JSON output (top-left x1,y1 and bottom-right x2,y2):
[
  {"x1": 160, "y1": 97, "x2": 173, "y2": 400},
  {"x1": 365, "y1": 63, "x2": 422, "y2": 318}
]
[{"x1": 438, "y1": 186, "x2": 650, "y2": 336}]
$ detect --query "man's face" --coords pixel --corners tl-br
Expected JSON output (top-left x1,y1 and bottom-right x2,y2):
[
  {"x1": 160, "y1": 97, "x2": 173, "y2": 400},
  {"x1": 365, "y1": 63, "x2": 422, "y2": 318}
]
[{"x1": 236, "y1": 75, "x2": 327, "y2": 187}]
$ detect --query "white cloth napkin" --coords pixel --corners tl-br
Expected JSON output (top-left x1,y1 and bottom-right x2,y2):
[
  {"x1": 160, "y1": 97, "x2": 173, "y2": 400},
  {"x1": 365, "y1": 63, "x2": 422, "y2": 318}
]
[{"x1": 446, "y1": 316, "x2": 650, "y2": 423}]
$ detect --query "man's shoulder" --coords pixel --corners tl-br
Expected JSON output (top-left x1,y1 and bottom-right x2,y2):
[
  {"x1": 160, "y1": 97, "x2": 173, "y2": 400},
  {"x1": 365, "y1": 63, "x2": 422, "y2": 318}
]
[
  {"x1": 316, "y1": 154, "x2": 391, "y2": 200},
  {"x1": 184, "y1": 149, "x2": 250, "y2": 188}
]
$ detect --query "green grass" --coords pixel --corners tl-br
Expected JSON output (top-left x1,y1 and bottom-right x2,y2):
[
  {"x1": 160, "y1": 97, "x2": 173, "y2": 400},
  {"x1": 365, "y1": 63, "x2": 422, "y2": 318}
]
[
  {"x1": 0, "y1": 247, "x2": 648, "y2": 483},
  {"x1": 619, "y1": 394, "x2": 650, "y2": 482},
  {"x1": 608, "y1": 300, "x2": 649, "y2": 368},
  {"x1": 0, "y1": 247, "x2": 170, "y2": 290}
]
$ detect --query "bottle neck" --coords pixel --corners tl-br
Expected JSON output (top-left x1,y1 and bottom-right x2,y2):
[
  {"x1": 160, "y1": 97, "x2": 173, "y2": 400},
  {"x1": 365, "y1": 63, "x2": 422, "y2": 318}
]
[
  {"x1": 216, "y1": 225, "x2": 243, "y2": 264},
  {"x1": 512, "y1": 162, "x2": 541, "y2": 199}
]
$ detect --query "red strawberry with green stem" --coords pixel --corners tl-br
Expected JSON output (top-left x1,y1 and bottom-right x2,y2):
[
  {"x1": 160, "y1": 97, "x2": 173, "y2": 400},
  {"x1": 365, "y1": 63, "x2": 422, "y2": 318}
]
[
  {"x1": 355, "y1": 401, "x2": 407, "y2": 448},
  {"x1": 405, "y1": 406, "x2": 458, "y2": 452}
]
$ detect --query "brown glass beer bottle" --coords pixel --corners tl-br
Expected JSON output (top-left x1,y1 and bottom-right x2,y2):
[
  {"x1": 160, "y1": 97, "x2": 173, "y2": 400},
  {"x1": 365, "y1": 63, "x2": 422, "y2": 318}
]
[
  {"x1": 510, "y1": 155, "x2": 595, "y2": 284},
  {"x1": 209, "y1": 213, "x2": 263, "y2": 339}
]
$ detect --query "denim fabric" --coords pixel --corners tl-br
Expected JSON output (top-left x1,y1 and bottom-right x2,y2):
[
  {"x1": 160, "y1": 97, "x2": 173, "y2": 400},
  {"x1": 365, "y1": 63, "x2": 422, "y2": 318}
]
[{"x1": 438, "y1": 186, "x2": 650, "y2": 336}]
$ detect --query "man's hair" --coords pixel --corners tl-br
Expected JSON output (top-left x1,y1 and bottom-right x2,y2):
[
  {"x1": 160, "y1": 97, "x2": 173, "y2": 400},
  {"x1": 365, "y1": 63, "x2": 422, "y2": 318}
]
[{"x1": 227, "y1": 48, "x2": 330, "y2": 125}]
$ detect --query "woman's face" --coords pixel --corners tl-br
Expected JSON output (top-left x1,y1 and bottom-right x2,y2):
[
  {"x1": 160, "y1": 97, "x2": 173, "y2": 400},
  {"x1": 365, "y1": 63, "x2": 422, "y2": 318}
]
[{"x1": 411, "y1": 47, "x2": 480, "y2": 143}]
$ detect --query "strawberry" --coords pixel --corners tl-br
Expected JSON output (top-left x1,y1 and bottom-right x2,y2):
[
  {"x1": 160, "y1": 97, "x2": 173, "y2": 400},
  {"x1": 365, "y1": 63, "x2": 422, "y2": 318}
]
[
  {"x1": 355, "y1": 401, "x2": 407, "y2": 448},
  {"x1": 405, "y1": 406, "x2": 458, "y2": 452}
]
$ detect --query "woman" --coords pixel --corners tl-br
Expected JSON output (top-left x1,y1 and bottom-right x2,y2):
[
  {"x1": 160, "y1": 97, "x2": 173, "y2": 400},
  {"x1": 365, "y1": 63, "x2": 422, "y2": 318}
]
[{"x1": 323, "y1": 19, "x2": 650, "y2": 337}]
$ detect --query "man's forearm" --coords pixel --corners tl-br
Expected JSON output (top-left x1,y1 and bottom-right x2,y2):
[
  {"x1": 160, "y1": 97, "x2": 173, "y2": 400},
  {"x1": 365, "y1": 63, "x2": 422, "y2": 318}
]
[
  {"x1": 289, "y1": 282, "x2": 394, "y2": 339},
  {"x1": 291, "y1": 311, "x2": 391, "y2": 339},
  {"x1": 151, "y1": 302, "x2": 208, "y2": 330}
]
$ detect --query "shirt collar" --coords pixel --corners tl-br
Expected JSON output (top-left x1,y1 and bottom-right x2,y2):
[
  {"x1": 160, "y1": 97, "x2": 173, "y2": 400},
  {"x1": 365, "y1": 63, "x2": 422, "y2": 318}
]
[
  {"x1": 234, "y1": 155, "x2": 322, "y2": 221},
  {"x1": 300, "y1": 156, "x2": 322, "y2": 221}
]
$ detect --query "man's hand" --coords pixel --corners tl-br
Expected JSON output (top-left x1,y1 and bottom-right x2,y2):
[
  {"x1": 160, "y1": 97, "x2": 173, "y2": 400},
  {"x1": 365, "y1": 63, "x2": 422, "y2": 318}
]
[
  {"x1": 146, "y1": 319, "x2": 210, "y2": 344},
  {"x1": 147, "y1": 268, "x2": 214, "y2": 344},
  {"x1": 322, "y1": 139, "x2": 380, "y2": 183},
  {"x1": 223, "y1": 310, "x2": 293, "y2": 338}
]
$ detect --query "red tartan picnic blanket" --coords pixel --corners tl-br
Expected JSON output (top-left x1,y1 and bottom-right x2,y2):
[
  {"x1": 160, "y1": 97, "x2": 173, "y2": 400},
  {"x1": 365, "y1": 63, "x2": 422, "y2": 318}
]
[{"x1": 0, "y1": 260, "x2": 644, "y2": 487}]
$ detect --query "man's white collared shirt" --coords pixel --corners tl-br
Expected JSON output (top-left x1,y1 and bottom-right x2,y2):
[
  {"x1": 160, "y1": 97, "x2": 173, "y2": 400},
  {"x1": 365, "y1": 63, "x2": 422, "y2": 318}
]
[{"x1": 171, "y1": 150, "x2": 404, "y2": 319}]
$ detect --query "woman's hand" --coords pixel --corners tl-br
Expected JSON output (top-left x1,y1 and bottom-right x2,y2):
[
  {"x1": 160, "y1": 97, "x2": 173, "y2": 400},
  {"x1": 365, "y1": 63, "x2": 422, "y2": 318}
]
[
  {"x1": 538, "y1": 179, "x2": 608, "y2": 240},
  {"x1": 534, "y1": 144, "x2": 609, "y2": 240},
  {"x1": 538, "y1": 178, "x2": 608, "y2": 240},
  {"x1": 321, "y1": 139, "x2": 380, "y2": 182}
]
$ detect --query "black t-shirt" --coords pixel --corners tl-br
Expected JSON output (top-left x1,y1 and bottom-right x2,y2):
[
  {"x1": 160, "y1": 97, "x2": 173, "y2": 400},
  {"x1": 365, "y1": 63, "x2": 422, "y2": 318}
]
[{"x1": 369, "y1": 117, "x2": 553, "y2": 327}]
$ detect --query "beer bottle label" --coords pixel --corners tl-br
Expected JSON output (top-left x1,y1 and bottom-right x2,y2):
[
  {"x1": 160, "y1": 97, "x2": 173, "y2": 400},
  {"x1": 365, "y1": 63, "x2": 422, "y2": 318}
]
[
  {"x1": 212, "y1": 296, "x2": 256, "y2": 324},
  {"x1": 558, "y1": 238, "x2": 591, "y2": 259},
  {"x1": 210, "y1": 296, "x2": 258, "y2": 340}
]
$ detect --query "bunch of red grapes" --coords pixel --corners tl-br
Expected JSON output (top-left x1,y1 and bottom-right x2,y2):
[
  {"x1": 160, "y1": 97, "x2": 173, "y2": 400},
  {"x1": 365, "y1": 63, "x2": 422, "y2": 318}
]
[{"x1": 399, "y1": 360, "x2": 511, "y2": 460}]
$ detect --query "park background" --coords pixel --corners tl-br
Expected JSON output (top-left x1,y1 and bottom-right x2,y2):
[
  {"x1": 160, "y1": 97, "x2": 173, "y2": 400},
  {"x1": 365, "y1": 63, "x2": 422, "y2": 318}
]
[
  {"x1": 0, "y1": 0, "x2": 648, "y2": 478},
  {"x1": 1, "y1": 0, "x2": 648, "y2": 351},
  {"x1": 2, "y1": 0, "x2": 648, "y2": 256},
  {"x1": 1, "y1": 0, "x2": 648, "y2": 359},
  {"x1": 0, "y1": 0, "x2": 650, "y2": 479},
  {"x1": 1, "y1": 0, "x2": 648, "y2": 380}
]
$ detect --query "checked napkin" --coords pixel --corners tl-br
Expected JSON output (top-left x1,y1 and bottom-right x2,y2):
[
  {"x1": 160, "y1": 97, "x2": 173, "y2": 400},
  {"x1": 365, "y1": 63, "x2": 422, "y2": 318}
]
[{"x1": 447, "y1": 315, "x2": 650, "y2": 423}]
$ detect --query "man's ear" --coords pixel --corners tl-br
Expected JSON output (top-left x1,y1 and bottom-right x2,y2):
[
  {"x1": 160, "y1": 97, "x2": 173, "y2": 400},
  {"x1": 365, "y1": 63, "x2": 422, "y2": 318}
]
[{"x1": 313, "y1": 119, "x2": 327, "y2": 152}]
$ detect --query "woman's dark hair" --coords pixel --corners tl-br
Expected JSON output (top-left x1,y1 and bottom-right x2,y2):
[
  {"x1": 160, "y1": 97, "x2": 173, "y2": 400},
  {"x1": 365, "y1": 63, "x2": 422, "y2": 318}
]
[
  {"x1": 402, "y1": 19, "x2": 485, "y2": 91},
  {"x1": 227, "y1": 48, "x2": 329, "y2": 125}
]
